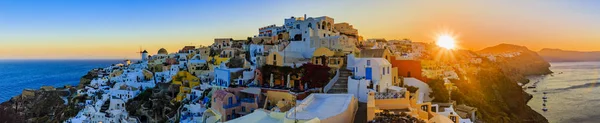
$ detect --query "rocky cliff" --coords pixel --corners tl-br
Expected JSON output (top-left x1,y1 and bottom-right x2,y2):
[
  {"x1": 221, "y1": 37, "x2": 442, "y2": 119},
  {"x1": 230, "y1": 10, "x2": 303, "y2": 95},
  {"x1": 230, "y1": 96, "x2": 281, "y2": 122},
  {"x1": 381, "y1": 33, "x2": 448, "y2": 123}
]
[
  {"x1": 0, "y1": 88, "x2": 81, "y2": 123},
  {"x1": 429, "y1": 59, "x2": 548, "y2": 123},
  {"x1": 478, "y1": 44, "x2": 552, "y2": 84},
  {"x1": 426, "y1": 43, "x2": 551, "y2": 123},
  {"x1": 0, "y1": 70, "x2": 97, "y2": 123}
]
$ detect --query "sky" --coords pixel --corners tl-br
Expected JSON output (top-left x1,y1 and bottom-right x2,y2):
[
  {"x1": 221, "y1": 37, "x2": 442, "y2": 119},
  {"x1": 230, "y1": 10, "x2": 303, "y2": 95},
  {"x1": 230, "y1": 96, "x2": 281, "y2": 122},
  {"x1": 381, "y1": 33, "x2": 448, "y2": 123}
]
[{"x1": 1, "y1": 0, "x2": 599, "y2": 59}]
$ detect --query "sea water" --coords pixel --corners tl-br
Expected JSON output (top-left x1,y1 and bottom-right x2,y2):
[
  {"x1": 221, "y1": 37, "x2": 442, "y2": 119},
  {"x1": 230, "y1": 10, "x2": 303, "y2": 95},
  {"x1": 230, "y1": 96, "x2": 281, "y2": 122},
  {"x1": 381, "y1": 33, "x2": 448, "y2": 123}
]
[
  {"x1": 0, "y1": 60, "x2": 122, "y2": 102},
  {"x1": 527, "y1": 61, "x2": 600, "y2": 123}
]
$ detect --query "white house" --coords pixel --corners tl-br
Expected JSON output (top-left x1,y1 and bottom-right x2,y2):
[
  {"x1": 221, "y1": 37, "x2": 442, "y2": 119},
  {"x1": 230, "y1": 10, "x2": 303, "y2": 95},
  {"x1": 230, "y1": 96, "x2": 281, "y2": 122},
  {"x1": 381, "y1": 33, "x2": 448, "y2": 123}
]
[
  {"x1": 257, "y1": 15, "x2": 358, "y2": 59},
  {"x1": 213, "y1": 67, "x2": 245, "y2": 88},
  {"x1": 249, "y1": 44, "x2": 266, "y2": 65},
  {"x1": 347, "y1": 56, "x2": 393, "y2": 92},
  {"x1": 432, "y1": 104, "x2": 474, "y2": 123},
  {"x1": 346, "y1": 54, "x2": 394, "y2": 103},
  {"x1": 404, "y1": 77, "x2": 432, "y2": 102},
  {"x1": 110, "y1": 83, "x2": 140, "y2": 101}
]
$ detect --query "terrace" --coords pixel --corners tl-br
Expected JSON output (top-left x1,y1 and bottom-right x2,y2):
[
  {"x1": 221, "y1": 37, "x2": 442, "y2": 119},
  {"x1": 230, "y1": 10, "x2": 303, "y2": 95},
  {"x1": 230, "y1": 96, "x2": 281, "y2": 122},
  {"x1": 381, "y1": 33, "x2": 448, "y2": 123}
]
[
  {"x1": 368, "y1": 110, "x2": 426, "y2": 123},
  {"x1": 373, "y1": 92, "x2": 406, "y2": 100}
]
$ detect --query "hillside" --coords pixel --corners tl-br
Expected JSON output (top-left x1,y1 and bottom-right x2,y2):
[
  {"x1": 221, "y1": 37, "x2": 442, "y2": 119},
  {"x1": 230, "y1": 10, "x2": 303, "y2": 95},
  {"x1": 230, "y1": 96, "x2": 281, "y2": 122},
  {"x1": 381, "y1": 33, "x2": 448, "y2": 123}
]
[
  {"x1": 478, "y1": 44, "x2": 552, "y2": 83},
  {"x1": 425, "y1": 44, "x2": 552, "y2": 122},
  {"x1": 538, "y1": 48, "x2": 600, "y2": 62},
  {"x1": 0, "y1": 88, "x2": 81, "y2": 123},
  {"x1": 429, "y1": 60, "x2": 548, "y2": 122}
]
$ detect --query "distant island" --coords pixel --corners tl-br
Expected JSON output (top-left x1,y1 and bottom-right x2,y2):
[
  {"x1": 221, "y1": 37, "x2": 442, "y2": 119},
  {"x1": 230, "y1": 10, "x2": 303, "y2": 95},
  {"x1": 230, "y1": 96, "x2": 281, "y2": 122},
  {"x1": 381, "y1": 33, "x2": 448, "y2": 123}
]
[{"x1": 538, "y1": 48, "x2": 600, "y2": 62}]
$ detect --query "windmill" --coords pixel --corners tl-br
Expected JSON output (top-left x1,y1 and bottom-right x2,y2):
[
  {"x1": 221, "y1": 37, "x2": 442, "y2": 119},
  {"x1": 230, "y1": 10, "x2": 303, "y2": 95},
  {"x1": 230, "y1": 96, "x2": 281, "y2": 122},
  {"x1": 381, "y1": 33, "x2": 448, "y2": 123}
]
[{"x1": 136, "y1": 46, "x2": 149, "y2": 61}]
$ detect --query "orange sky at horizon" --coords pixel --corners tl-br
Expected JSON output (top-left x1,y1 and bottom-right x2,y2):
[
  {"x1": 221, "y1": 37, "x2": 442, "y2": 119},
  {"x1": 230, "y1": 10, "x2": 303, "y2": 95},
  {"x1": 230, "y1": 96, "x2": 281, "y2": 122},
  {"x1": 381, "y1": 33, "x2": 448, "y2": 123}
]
[{"x1": 1, "y1": 0, "x2": 599, "y2": 59}]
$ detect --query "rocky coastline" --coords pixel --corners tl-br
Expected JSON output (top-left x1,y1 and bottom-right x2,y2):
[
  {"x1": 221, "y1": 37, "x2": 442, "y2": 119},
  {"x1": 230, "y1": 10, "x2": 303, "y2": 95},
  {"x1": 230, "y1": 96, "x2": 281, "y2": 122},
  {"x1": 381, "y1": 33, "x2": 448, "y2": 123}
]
[{"x1": 0, "y1": 70, "x2": 99, "y2": 123}]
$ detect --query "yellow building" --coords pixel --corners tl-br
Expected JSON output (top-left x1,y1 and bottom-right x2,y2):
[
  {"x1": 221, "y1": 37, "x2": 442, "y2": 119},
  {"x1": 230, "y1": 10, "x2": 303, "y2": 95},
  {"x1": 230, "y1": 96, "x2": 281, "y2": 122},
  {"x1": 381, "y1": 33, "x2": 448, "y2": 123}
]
[
  {"x1": 209, "y1": 56, "x2": 231, "y2": 66},
  {"x1": 311, "y1": 47, "x2": 345, "y2": 69},
  {"x1": 263, "y1": 91, "x2": 295, "y2": 112},
  {"x1": 266, "y1": 52, "x2": 283, "y2": 66},
  {"x1": 172, "y1": 71, "x2": 201, "y2": 102}
]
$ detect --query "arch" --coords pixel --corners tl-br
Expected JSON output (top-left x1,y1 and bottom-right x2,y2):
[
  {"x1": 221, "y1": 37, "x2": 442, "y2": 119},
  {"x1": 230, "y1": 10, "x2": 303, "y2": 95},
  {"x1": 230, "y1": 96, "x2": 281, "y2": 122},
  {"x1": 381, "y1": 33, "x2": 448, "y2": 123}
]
[
  {"x1": 321, "y1": 21, "x2": 326, "y2": 29},
  {"x1": 317, "y1": 23, "x2": 321, "y2": 29},
  {"x1": 293, "y1": 34, "x2": 302, "y2": 41},
  {"x1": 308, "y1": 23, "x2": 312, "y2": 28}
]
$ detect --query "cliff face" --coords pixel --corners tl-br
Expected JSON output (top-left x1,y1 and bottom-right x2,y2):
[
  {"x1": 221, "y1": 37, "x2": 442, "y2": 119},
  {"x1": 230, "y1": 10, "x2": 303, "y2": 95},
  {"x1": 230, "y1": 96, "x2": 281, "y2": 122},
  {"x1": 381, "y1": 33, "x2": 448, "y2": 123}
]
[
  {"x1": 78, "y1": 69, "x2": 100, "y2": 89},
  {"x1": 478, "y1": 44, "x2": 552, "y2": 83},
  {"x1": 426, "y1": 44, "x2": 551, "y2": 122},
  {"x1": 538, "y1": 48, "x2": 600, "y2": 62},
  {"x1": 0, "y1": 69, "x2": 97, "y2": 123},
  {"x1": 428, "y1": 59, "x2": 548, "y2": 123},
  {"x1": 0, "y1": 88, "x2": 81, "y2": 123}
]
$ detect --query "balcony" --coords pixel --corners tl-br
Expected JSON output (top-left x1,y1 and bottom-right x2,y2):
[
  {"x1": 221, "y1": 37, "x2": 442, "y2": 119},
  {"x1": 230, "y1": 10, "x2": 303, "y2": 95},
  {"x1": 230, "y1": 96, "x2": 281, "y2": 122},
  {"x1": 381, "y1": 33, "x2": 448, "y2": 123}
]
[
  {"x1": 222, "y1": 102, "x2": 240, "y2": 109},
  {"x1": 240, "y1": 98, "x2": 255, "y2": 103}
]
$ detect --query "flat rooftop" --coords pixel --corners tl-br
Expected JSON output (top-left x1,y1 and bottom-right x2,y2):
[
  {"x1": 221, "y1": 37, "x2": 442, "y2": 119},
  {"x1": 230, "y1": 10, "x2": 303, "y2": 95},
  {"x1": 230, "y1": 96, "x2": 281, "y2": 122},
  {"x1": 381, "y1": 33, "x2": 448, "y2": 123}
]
[{"x1": 286, "y1": 94, "x2": 354, "y2": 120}]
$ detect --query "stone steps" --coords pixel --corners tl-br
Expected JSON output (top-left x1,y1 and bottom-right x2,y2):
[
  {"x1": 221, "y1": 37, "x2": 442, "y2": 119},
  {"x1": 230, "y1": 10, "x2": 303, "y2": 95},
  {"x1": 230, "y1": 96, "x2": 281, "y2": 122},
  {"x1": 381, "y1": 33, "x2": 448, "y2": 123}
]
[{"x1": 327, "y1": 69, "x2": 353, "y2": 94}]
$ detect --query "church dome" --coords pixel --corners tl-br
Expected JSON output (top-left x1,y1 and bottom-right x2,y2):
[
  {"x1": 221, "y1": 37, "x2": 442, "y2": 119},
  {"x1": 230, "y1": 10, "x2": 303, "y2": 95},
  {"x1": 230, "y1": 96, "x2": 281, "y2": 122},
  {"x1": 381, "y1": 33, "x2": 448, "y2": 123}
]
[
  {"x1": 157, "y1": 48, "x2": 168, "y2": 54},
  {"x1": 142, "y1": 50, "x2": 148, "y2": 53}
]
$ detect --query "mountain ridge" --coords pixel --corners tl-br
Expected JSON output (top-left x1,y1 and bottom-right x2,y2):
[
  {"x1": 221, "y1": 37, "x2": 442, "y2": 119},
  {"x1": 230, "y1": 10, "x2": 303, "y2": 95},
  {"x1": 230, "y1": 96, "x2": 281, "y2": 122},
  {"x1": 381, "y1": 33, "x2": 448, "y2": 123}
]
[{"x1": 538, "y1": 48, "x2": 600, "y2": 62}]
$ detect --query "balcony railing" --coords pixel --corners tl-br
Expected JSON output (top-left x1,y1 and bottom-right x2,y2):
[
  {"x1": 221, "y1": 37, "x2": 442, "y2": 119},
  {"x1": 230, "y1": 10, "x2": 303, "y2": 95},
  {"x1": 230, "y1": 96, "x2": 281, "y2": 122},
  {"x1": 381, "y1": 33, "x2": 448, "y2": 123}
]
[
  {"x1": 223, "y1": 102, "x2": 240, "y2": 109},
  {"x1": 240, "y1": 98, "x2": 255, "y2": 103}
]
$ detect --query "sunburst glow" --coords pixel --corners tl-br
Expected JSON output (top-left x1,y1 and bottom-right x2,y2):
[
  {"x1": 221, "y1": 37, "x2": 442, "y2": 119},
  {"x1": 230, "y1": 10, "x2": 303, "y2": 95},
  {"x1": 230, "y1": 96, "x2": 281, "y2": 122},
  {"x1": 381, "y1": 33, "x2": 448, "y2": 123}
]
[{"x1": 436, "y1": 34, "x2": 456, "y2": 50}]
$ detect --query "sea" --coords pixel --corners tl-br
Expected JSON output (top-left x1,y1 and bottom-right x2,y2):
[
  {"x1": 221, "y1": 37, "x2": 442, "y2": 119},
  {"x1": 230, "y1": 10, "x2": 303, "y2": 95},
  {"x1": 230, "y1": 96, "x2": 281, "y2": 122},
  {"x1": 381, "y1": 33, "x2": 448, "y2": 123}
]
[
  {"x1": 526, "y1": 61, "x2": 600, "y2": 123},
  {"x1": 0, "y1": 60, "x2": 123, "y2": 102}
]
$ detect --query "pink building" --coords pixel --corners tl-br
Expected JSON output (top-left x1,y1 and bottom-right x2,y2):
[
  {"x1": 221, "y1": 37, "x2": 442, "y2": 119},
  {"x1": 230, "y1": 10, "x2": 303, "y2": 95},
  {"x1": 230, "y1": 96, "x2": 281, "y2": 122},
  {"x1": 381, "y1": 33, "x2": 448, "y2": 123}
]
[{"x1": 211, "y1": 88, "x2": 261, "y2": 121}]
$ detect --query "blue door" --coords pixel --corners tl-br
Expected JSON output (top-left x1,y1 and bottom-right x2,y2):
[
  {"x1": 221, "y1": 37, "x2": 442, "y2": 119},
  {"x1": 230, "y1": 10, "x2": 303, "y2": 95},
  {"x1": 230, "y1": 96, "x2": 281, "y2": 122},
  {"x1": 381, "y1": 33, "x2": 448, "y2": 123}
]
[{"x1": 366, "y1": 67, "x2": 372, "y2": 80}]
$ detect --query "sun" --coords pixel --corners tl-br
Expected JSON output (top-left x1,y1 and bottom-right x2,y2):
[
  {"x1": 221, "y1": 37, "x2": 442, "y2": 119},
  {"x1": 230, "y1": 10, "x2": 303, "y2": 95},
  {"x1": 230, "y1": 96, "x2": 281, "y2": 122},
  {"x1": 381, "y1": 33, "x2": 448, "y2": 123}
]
[{"x1": 436, "y1": 34, "x2": 456, "y2": 50}]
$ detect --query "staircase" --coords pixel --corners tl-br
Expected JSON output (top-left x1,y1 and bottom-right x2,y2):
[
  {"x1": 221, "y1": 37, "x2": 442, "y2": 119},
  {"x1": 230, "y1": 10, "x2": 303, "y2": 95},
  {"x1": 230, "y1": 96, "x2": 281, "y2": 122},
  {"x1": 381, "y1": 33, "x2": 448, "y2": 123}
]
[
  {"x1": 327, "y1": 69, "x2": 352, "y2": 93},
  {"x1": 100, "y1": 99, "x2": 110, "y2": 113}
]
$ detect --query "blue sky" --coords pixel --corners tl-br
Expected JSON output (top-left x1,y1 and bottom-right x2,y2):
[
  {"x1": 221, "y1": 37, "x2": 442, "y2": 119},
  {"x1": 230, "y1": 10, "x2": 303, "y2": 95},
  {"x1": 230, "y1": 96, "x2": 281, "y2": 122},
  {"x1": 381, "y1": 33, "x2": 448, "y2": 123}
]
[{"x1": 1, "y1": 0, "x2": 600, "y2": 59}]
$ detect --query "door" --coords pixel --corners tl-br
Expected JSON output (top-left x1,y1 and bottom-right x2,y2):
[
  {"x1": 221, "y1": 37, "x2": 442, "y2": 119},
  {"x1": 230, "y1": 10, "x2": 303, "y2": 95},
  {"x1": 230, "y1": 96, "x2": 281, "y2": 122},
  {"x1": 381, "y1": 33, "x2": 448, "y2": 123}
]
[{"x1": 366, "y1": 67, "x2": 372, "y2": 80}]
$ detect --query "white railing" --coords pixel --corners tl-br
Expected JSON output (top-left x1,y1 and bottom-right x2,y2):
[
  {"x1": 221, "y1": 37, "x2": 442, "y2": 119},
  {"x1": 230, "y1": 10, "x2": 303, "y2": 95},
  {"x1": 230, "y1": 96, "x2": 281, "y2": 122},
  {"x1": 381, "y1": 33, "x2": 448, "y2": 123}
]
[{"x1": 324, "y1": 69, "x2": 341, "y2": 93}]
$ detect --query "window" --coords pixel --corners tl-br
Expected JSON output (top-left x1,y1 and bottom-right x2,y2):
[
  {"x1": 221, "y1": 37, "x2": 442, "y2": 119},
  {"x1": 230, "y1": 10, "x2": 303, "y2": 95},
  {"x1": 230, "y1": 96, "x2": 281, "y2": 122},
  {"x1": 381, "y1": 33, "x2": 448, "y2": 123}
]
[
  {"x1": 296, "y1": 24, "x2": 300, "y2": 29},
  {"x1": 228, "y1": 97, "x2": 233, "y2": 104},
  {"x1": 308, "y1": 23, "x2": 312, "y2": 28},
  {"x1": 242, "y1": 106, "x2": 246, "y2": 112},
  {"x1": 382, "y1": 67, "x2": 385, "y2": 75},
  {"x1": 367, "y1": 60, "x2": 371, "y2": 66},
  {"x1": 450, "y1": 116, "x2": 457, "y2": 122},
  {"x1": 387, "y1": 67, "x2": 390, "y2": 74}
]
